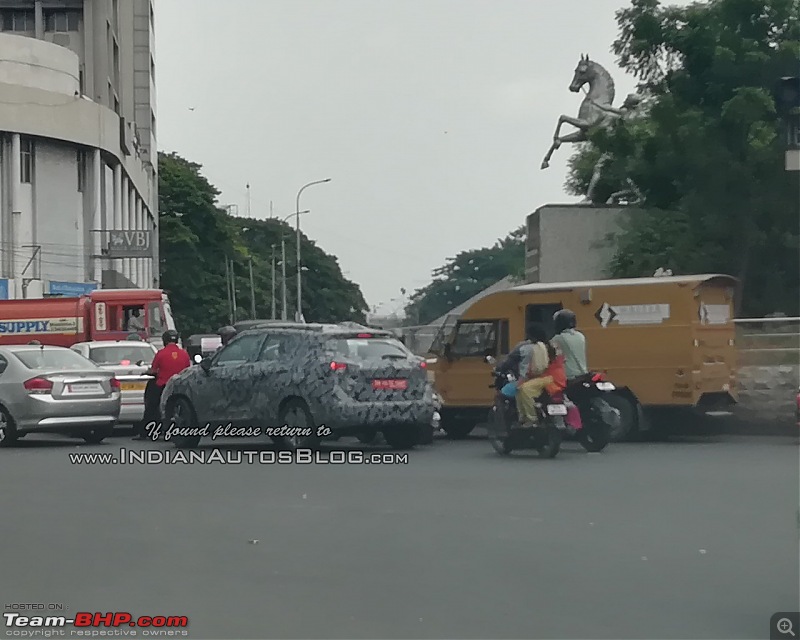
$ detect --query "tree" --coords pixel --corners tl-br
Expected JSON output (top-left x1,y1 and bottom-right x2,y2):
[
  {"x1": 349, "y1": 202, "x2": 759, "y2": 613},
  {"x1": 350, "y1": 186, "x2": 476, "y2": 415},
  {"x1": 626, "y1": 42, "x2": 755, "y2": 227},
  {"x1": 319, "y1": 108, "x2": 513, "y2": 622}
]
[
  {"x1": 231, "y1": 217, "x2": 368, "y2": 324},
  {"x1": 403, "y1": 226, "x2": 525, "y2": 325},
  {"x1": 565, "y1": 0, "x2": 800, "y2": 315},
  {"x1": 158, "y1": 152, "x2": 368, "y2": 334},
  {"x1": 158, "y1": 152, "x2": 243, "y2": 335}
]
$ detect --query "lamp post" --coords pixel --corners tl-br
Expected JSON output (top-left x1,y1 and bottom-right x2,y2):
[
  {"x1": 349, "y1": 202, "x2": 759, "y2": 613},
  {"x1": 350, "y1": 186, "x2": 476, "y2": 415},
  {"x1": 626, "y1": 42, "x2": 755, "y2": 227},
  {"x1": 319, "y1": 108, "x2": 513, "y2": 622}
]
[
  {"x1": 278, "y1": 210, "x2": 310, "y2": 320},
  {"x1": 271, "y1": 244, "x2": 276, "y2": 320},
  {"x1": 295, "y1": 178, "x2": 331, "y2": 322}
]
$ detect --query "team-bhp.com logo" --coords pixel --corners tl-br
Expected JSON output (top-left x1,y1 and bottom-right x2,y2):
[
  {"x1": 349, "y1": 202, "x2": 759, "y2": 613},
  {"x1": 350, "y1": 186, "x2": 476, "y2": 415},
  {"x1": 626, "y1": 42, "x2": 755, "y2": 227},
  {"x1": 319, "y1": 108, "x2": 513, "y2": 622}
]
[{"x1": 4, "y1": 612, "x2": 188, "y2": 629}]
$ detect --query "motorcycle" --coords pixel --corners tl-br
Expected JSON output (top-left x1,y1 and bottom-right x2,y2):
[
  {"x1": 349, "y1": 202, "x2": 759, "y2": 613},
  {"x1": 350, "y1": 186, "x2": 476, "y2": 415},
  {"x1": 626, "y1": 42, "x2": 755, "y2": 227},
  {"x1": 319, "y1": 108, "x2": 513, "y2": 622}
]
[
  {"x1": 565, "y1": 372, "x2": 620, "y2": 453},
  {"x1": 484, "y1": 356, "x2": 564, "y2": 458}
]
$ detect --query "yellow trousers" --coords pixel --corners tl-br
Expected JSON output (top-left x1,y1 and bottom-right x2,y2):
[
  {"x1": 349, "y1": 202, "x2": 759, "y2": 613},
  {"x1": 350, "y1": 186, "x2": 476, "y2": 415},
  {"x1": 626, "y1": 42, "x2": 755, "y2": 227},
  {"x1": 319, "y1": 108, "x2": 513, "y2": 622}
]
[{"x1": 516, "y1": 376, "x2": 554, "y2": 423}]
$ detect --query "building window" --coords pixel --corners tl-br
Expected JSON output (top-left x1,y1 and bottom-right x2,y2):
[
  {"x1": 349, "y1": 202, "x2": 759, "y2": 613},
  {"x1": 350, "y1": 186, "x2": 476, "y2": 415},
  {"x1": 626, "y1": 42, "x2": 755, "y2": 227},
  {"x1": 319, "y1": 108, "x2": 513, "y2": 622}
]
[
  {"x1": 79, "y1": 65, "x2": 85, "y2": 94},
  {"x1": 113, "y1": 41, "x2": 120, "y2": 86},
  {"x1": 1, "y1": 10, "x2": 34, "y2": 32},
  {"x1": 112, "y1": 0, "x2": 119, "y2": 31},
  {"x1": 45, "y1": 10, "x2": 81, "y2": 33},
  {"x1": 20, "y1": 138, "x2": 33, "y2": 184},
  {"x1": 77, "y1": 150, "x2": 87, "y2": 192}
]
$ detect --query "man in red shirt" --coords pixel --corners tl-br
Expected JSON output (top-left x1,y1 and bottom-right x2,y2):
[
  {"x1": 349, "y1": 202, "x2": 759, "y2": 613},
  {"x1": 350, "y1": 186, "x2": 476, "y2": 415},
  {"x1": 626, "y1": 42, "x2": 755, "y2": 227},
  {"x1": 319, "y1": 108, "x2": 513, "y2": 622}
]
[{"x1": 133, "y1": 330, "x2": 191, "y2": 441}]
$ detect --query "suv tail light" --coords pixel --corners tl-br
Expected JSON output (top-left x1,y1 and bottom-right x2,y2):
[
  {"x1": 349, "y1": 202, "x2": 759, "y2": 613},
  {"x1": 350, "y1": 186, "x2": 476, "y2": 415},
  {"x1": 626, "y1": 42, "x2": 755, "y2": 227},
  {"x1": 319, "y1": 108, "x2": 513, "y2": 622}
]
[
  {"x1": 110, "y1": 377, "x2": 121, "y2": 390},
  {"x1": 24, "y1": 377, "x2": 53, "y2": 394},
  {"x1": 356, "y1": 333, "x2": 373, "y2": 338},
  {"x1": 330, "y1": 362, "x2": 347, "y2": 371}
]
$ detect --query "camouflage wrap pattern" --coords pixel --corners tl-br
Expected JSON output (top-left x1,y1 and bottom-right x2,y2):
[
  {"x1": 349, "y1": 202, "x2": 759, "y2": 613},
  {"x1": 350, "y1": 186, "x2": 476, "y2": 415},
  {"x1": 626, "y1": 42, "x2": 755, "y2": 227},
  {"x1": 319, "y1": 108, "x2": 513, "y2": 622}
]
[{"x1": 160, "y1": 325, "x2": 437, "y2": 434}]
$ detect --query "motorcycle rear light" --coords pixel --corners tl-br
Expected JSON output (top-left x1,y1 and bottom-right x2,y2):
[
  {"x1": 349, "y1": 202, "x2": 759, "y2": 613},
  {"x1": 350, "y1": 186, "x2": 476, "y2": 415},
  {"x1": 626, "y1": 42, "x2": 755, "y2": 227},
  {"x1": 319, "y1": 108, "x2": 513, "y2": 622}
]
[
  {"x1": 24, "y1": 377, "x2": 53, "y2": 394},
  {"x1": 110, "y1": 377, "x2": 121, "y2": 390},
  {"x1": 591, "y1": 373, "x2": 605, "y2": 382},
  {"x1": 330, "y1": 361, "x2": 347, "y2": 371},
  {"x1": 419, "y1": 361, "x2": 427, "y2": 369}
]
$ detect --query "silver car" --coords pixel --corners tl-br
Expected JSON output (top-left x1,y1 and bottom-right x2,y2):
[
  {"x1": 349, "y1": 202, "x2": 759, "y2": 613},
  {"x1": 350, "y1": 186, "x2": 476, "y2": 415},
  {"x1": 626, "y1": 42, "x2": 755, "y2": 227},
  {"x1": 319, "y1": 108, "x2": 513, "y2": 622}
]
[
  {"x1": 71, "y1": 341, "x2": 157, "y2": 425},
  {"x1": 0, "y1": 345, "x2": 121, "y2": 447}
]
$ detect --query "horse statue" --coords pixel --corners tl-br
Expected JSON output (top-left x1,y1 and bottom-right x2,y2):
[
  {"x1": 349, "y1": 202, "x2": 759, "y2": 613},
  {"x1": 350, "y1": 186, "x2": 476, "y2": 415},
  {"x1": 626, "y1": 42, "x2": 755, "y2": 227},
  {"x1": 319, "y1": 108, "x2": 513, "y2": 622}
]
[{"x1": 540, "y1": 54, "x2": 618, "y2": 170}]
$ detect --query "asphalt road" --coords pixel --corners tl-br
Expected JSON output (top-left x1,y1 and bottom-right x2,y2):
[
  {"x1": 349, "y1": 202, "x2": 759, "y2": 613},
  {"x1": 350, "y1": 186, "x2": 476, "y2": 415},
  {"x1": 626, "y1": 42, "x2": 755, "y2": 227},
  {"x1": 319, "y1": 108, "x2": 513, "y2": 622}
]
[{"x1": 1, "y1": 428, "x2": 798, "y2": 640}]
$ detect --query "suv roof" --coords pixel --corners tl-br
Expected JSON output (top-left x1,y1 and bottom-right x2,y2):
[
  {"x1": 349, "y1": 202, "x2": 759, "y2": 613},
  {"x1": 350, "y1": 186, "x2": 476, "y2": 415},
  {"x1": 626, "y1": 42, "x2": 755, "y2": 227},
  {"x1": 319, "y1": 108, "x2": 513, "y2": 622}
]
[{"x1": 237, "y1": 322, "x2": 396, "y2": 338}]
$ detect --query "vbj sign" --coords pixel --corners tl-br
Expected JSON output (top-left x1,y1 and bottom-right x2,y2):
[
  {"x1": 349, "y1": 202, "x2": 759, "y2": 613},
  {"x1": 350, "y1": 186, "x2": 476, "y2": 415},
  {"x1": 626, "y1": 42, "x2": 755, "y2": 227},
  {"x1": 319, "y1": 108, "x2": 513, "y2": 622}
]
[{"x1": 106, "y1": 231, "x2": 152, "y2": 258}]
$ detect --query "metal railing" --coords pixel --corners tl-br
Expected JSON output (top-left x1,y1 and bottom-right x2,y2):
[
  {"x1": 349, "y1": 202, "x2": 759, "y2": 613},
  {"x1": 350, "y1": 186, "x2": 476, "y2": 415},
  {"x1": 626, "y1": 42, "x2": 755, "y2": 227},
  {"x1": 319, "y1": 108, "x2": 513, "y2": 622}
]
[{"x1": 734, "y1": 317, "x2": 800, "y2": 366}]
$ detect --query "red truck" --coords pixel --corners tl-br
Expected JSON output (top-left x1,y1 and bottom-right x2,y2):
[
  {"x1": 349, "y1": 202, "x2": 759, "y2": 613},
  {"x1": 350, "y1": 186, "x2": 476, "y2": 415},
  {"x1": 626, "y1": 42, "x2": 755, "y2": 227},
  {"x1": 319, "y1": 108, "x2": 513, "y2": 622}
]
[{"x1": 0, "y1": 289, "x2": 178, "y2": 348}]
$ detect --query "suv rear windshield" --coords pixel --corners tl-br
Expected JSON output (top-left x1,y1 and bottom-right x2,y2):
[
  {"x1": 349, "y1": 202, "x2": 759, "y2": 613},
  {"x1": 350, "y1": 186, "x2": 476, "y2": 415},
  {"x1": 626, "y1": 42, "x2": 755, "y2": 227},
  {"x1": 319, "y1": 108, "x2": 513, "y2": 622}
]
[
  {"x1": 15, "y1": 349, "x2": 97, "y2": 371},
  {"x1": 89, "y1": 345, "x2": 156, "y2": 365},
  {"x1": 328, "y1": 337, "x2": 410, "y2": 361}
]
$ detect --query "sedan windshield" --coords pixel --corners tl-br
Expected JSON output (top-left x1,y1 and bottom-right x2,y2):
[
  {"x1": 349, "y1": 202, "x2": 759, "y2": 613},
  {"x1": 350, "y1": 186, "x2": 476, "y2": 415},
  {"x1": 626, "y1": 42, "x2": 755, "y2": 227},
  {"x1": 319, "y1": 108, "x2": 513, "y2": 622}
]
[
  {"x1": 15, "y1": 349, "x2": 97, "y2": 371},
  {"x1": 89, "y1": 345, "x2": 156, "y2": 365}
]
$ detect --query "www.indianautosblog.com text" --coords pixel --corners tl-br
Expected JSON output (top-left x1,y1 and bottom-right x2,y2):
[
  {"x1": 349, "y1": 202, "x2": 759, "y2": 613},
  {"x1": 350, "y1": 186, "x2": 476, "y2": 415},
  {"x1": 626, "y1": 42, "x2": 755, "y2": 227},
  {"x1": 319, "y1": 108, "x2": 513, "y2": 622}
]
[{"x1": 69, "y1": 449, "x2": 409, "y2": 465}]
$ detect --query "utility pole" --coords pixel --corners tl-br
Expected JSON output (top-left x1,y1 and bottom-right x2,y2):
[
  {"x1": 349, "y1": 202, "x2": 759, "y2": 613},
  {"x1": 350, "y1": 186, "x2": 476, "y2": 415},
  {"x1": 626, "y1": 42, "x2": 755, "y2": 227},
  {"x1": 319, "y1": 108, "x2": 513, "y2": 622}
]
[
  {"x1": 271, "y1": 245, "x2": 277, "y2": 320},
  {"x1": 281, "y1": 235, "x2": 287, "y2": 320},
  {"x1": 224, "y1": 257, "x2": 232, "y2": 324},
  {"x1": 246, "y1": 183, "x2": 251, "y2": 218},
  {"x1": 230, "y1": 258, "x2": 238, "y2": 323},
  {"x1": 248, "y1": 257, "x2": 256, "y2": 319}
]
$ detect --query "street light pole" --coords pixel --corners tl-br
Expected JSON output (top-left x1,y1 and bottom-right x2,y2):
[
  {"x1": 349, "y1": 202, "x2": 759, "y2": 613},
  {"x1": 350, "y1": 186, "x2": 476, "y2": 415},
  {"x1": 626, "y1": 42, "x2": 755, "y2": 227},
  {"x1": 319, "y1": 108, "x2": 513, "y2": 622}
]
[
  {"x1": 248, "y1": 257, "x2": 256, "y2": 319},
  {"x1": 276, "y1": 211, "x2": 309, "y2": 322},
  {"x1": 281, "y1": 236, "x2": 287, "y2": 320},
  {"x1": 271, "y1": 245, "x2": 276, "y2": 320},
  {"x1": 296, "y1": 178, "x2": 331, "y2": 322}
]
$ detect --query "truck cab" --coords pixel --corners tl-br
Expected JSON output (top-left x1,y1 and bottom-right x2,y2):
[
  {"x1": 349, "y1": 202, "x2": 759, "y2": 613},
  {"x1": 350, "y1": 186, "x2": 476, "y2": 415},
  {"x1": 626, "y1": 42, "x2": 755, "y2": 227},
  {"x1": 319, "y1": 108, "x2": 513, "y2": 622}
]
[{"x1": 88, "y1": 290, "x2": 177, "y2": 347}]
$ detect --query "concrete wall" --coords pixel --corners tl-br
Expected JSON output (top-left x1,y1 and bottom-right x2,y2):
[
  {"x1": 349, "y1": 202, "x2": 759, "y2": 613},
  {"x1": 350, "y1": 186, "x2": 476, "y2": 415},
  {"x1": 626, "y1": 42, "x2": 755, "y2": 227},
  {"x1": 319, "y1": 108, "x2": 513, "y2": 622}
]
[
  {"x1": 735, "y1": 365, "x2": 798, "y2": 422},
  {"x1": 526, "y1": 204, "x2": 638, "y2": 283},
  {"x1": 33, "y1": 141, "x2": 84, "y2": 282},
  {"x1": 0, "y1": 33, "x2": 79, "y2": 95}
]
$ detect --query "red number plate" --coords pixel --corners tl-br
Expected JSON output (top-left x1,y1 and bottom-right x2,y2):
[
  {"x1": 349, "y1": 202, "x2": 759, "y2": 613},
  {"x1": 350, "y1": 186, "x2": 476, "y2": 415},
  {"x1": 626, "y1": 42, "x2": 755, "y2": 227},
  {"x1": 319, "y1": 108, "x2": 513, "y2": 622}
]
[{"x1": 372, "y1": 379, "x2": 408, "y2": 391}]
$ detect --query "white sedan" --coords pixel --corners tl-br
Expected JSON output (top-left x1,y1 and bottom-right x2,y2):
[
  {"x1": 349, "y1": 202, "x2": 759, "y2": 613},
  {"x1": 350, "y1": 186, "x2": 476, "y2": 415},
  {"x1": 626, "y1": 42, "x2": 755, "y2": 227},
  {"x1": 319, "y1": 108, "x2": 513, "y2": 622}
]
[{"x1": 71, "y1": 340, "x2": 157, "y2": 426}]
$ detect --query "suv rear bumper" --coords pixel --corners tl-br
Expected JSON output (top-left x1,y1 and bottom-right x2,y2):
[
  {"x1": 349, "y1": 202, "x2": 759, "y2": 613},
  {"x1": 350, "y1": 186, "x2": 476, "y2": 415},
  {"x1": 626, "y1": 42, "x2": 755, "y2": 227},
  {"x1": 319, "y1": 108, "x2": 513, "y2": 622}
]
[{"x1": 322, "y1": 399, "x2": 437, "y2": 430}]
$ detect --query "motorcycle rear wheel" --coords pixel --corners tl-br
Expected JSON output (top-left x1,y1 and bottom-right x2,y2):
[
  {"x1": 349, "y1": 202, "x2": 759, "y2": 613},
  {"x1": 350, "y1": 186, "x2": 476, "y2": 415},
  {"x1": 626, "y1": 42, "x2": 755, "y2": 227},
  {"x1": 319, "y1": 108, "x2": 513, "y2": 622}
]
[{"x1": 537, "y1": 425, "x2": 562, "y2": 458}]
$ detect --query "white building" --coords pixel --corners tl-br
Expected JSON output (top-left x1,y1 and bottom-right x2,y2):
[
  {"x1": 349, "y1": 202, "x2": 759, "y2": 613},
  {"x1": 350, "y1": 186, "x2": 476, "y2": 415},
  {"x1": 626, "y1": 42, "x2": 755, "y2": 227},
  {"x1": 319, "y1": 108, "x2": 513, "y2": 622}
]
[{"x1": 0, "y1": 0, "x2": 157, "y2": 299}]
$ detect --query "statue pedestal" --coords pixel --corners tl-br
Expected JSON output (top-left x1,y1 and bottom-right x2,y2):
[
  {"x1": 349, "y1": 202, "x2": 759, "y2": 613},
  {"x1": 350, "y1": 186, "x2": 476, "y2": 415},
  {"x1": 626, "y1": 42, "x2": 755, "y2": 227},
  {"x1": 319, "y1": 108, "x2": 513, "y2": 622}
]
[{"x1": 525, "y1": 203, "x2": 643, "y2": 284}]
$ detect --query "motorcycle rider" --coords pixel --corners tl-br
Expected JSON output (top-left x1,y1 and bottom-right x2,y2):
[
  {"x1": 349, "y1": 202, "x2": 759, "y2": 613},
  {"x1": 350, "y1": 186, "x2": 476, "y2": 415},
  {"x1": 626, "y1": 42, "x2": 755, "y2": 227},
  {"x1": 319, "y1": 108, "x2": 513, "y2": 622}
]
[
  {"x1": 551, "y1": 309, "x2": 592, "y2": 408},
  {"x1": 133, "y1": 330, "x2": 191, "y2": 441},
  {"x1": 496, "y1": 322, "x2": 548, "y2": 381},
  {"x1": 516, "y1": 324, "x2": 566, "y2": 427}
]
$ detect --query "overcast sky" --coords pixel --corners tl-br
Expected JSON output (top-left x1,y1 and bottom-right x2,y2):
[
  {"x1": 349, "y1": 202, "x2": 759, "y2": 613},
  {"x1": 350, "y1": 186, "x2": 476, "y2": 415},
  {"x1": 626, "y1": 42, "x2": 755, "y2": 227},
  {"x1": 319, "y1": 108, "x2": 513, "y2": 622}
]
[{"x1": 155, "y1": 0, "x2": 648, "y2": 316}]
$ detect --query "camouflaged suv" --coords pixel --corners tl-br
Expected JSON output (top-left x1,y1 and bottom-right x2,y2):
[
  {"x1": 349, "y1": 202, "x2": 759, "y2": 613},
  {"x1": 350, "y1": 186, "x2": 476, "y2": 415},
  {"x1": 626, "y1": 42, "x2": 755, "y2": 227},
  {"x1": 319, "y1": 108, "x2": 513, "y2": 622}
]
[{"x1": 160, "y1": 323, "x2": 438, "y2": 450}]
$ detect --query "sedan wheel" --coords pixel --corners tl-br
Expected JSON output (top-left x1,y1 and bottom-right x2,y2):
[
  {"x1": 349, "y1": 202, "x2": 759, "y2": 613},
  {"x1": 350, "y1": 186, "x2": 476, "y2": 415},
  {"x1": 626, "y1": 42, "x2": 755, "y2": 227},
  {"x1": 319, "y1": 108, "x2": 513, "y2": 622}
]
[
  {"x1": 83, "y1": 425, "x2": 113, "y2": 444},
  {"x1": 0, "y1": 407, "x2": 18, "y2": 448}
]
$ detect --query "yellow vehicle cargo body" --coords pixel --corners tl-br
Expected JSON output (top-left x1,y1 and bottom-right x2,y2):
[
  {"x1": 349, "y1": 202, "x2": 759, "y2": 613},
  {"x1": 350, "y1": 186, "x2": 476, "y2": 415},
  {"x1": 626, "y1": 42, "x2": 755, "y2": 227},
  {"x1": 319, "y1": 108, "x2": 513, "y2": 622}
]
[{"x1": 431, "y1": 274, "x2": 738, "y2": 429}]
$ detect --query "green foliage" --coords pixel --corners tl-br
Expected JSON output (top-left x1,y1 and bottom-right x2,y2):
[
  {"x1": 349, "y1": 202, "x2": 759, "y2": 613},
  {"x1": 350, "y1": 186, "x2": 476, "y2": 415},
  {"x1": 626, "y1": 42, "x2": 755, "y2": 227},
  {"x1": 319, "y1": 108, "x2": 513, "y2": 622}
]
[
  {"x1": 403, "y1": 226, "x2": 525, "y2": 326},
  {"x1": 565, "y1": 0, "x2": 800, "y2": 315},
  {"x1": 158, "y1": 152, "x2": 368, "y2": 335}
]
